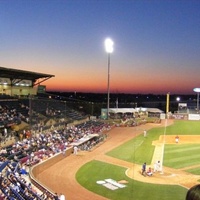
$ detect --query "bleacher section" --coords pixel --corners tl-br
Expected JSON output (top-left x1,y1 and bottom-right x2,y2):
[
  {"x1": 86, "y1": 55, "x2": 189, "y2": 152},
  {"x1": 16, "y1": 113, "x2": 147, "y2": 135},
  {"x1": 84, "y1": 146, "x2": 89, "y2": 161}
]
[
  {"x1": 0, "y1": 95, "x2": 110, "y2": 199},
  {"x1": 0, "y1": 97, "x2": 88, "y2": 134}
]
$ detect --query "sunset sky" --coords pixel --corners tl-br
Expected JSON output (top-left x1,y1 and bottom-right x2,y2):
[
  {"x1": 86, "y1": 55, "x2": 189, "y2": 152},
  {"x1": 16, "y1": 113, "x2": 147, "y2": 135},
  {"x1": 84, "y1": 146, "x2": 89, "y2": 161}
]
[{"x1": 1, "y1": 0, "x2": 200, "y2": 94}]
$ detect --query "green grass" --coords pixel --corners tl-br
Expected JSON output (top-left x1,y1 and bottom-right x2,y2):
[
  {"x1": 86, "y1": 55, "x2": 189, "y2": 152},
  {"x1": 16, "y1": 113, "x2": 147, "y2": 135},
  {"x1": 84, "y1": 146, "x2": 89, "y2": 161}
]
[
  {"x1": 106, "y1": 126, "x2": 164, "y2": 164},
  {"x1": 186, "y1": 167, "x2": 200, "y2": 175},
  {"x1": 76, "y1": 120, "x2": 200, "y2": 199},
  {"x1": 164, "y1": 144, "x2": 200, "y2": 169},
  {"x1": 76, "y1": 160, "x2": 187, "y2": 200},
  {"x1": 165, "y1": 120, "x2": 200, "y2": 135},
  {"x1": 106, "y1": 134, "x2": 152, "y2": 164}
]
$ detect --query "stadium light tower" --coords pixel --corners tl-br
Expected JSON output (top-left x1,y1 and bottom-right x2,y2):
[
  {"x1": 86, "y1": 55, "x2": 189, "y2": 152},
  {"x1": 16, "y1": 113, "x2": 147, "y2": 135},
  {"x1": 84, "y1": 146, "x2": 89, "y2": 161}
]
[
  {"x1": 176, "y1": 97, "x2": 180, "y2": 113},
  {"x1": 105, "y1": 38, "x2": 114, "y2": 120},
  {"x1": 193, "y1": 88, "x2": 200, "y2": 113}
]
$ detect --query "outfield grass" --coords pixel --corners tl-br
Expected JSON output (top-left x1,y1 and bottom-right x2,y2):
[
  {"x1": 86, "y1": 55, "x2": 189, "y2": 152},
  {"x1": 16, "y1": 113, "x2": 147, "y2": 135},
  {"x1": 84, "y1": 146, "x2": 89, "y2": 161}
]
[
  {"x1": 165, "y1": 120, "x2": 200, "y2": 135},
  {"x1": 106, "y1": 120, "x2": 200, "y2": 168},
  {"x1": 164, "y1": 144, "x2": 200, "y2": 169},
  {"x1": 186, "y1": 168, "x2": 200, "y2": 175},
  {"x1": 77, "y1": 120, "x2": 200, "y2": 199}
]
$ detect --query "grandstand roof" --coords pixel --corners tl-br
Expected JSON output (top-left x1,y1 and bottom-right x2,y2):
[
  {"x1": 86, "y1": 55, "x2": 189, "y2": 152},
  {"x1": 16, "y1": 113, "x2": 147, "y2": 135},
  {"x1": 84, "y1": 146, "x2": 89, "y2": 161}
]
[{"x1": 0, "y1": 66, "x2": 55, "y2": 85}]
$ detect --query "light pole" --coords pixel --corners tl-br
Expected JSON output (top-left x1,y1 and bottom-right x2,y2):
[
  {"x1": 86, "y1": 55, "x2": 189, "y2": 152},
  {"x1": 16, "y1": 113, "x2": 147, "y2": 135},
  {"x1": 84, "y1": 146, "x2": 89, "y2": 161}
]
[
  {"x1": 105, "y1": 38, "x2": 114, "y2": 120},
  {"x1": 193, "y1": 88, "x2": 200, "y2": 113},
  {"x1": 166, "y1": 92, "x2": 170, "y2": 118},
  {"x1": 176, "y1": 97, "x2": 180, "y2": 113}
]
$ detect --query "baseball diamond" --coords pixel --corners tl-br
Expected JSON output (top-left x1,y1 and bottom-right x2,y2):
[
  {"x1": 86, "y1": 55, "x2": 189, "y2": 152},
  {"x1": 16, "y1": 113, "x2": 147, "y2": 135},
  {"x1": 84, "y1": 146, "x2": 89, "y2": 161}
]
[{"x1": 31, "y1": 119, "x2": 200, "y2": 199}]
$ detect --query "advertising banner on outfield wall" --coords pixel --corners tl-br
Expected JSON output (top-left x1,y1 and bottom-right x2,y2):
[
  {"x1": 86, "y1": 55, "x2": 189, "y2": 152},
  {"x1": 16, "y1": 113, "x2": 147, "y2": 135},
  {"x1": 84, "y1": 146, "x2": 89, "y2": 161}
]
[
  {"x1": 160, "y1": 113, "x2": 166, "y2": 119},
  {"x1": 188, "y1": 114, "x2": 200, "y2": 120}
]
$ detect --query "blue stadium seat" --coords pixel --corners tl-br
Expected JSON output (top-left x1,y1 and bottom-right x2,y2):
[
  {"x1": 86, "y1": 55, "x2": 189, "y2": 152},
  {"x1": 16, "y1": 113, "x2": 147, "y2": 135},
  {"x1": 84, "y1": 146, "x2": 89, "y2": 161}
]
[{"x1": 0, "y1": 161, "x2": 9, "y2": 172}]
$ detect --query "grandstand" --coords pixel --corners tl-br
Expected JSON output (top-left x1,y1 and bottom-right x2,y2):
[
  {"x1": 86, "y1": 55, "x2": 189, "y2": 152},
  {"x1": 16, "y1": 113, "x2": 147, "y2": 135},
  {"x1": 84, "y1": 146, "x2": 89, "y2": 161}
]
[
  {"x1": 0, "y1": 66, "x2": 113, "y2": 199},
  {"x1": 0, "y1": 66, "x2": 54, "y2": 96}
]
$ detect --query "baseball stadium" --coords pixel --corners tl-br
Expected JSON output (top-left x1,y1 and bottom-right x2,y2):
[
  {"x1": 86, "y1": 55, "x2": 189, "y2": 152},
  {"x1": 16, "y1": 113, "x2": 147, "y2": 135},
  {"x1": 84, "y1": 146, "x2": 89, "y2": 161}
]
[{"x1": 0, "y1": 66, "x2": 200, "y2": 200}]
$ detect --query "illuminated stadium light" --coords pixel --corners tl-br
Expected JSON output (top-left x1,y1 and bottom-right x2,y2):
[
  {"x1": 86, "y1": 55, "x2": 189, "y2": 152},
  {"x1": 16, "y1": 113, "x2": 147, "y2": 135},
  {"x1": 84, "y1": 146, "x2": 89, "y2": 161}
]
[
  {"x1": 193, "y1": 88, "x2": 200, "y2": 93},
  {"x1": 193, "y1": 88, "x2": 200, "y2": 113},
  {"x1": 104, "y1": 38, "x2": 114, "y2": 119},
  {"x1": 3, "y1": 80, "x2": 8, "y2": 85},
  {"x1": 21, "y1": 81, "x2": 25, "y2": 86},
  {"x1": 0, "y1": 78, "x2": 10, "y2": 85},
  {"x1": 14, "y1": 80, "x2": 31, "y2": 87},
  {"x1": 105, "y1": 38, "x2": 114, "y2": 53}
]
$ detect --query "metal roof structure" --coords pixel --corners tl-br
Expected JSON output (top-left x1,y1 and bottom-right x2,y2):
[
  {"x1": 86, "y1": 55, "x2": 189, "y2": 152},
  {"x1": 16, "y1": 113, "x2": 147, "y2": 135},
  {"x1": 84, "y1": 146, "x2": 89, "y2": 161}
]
[
  {"x1": 109, "y1": 107, "x2": 163, "y2": 114},
  {"x1": 0, "y1": 66, "x2": 55, "y2": 86}
]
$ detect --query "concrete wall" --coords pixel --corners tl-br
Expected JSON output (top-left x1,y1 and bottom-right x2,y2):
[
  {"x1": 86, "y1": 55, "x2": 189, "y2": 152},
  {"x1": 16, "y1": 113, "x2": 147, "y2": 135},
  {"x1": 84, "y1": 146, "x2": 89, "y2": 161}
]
[{"x1": 29, "y1": 147, "x2": 73, "y2": 195}]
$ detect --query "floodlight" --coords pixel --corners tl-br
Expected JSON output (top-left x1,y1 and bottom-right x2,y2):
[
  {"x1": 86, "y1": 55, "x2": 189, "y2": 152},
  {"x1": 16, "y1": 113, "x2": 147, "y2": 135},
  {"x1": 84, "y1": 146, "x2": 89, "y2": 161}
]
[{"x1": 105, "y1": 38, "x2": 114, "y2": 53}]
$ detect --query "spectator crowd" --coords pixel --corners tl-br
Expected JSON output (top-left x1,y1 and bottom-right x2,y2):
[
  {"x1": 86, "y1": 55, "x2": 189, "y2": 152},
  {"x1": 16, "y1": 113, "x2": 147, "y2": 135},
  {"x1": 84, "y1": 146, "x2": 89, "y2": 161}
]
[{"x1": 0, "y1": 119, "x2": 110, "y2": 200}]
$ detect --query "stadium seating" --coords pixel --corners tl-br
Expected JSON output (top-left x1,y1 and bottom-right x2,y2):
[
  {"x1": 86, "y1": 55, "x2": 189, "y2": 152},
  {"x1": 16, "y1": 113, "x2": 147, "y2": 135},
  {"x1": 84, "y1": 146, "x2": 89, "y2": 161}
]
[{"x1": 0, "y1": 95, "x2": 110, "y2": 199}]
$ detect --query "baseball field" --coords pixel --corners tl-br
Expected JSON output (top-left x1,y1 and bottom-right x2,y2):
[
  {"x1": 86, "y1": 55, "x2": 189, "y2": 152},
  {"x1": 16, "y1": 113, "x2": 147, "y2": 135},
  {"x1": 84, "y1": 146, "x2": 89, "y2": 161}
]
[{"x1": 35, "y1": 119, "x2": 200, "y2": 199}]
